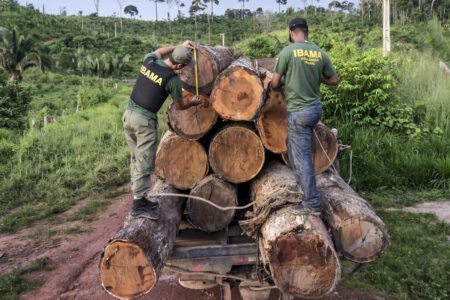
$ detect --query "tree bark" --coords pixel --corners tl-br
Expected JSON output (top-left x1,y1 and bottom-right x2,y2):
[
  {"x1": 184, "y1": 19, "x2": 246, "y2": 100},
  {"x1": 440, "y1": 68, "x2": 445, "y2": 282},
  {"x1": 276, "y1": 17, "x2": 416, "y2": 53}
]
[
  {"x1": 316, "y1": 169, "x2": 390, "y2": 263},
  {"x1": 281, "y1": 122, "x2": 338, "y2": 175},
  {"x1": 155, "y1": 131, "x2": 208, "y2": 190},
  {"x1": 99, "y1": 181, "x2": 184, "y2": 299},
  {"x1": 187, "y1": 175, "x2": 238, "y2": 232},
  {"x1": 177, "y1": 46, "x2": 234, "y2": 95},
  {"x1": 208, "y1": 123, "x2": 265, "y2": 183},
  {"x1": 210, "y1": 57, "x2": 266, "y2": 121},
  {"x1": 243, "y1": 162, "x2": 341, "y2": 298},
  {"x1": 167, "y1": 91, "x2": 218, "y2": 140}
]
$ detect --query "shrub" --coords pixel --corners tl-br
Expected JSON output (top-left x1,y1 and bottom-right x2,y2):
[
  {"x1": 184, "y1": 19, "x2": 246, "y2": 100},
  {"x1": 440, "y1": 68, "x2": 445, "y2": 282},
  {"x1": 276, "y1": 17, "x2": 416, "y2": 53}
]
[
  {"x1": 0, "y1": 79, "x2": 32, "y2": 131},
  {"x1": 239, "y1": 36, "x2": 283, "y2": 58}
]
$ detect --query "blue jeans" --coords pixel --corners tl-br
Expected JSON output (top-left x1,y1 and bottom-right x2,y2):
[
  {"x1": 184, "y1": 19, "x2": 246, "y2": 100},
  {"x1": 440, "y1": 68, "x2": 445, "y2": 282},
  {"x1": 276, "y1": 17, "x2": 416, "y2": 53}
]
[{"x1": 286, "y1": 104, "x2": 323, "y2": 208}]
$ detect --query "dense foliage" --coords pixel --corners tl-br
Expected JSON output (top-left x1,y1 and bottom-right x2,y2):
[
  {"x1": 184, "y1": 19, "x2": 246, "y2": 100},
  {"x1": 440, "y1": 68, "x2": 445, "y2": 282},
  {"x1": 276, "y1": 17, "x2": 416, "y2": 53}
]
[{"x1": 0, "y1": 79, "x2": 31, "y2": 131}]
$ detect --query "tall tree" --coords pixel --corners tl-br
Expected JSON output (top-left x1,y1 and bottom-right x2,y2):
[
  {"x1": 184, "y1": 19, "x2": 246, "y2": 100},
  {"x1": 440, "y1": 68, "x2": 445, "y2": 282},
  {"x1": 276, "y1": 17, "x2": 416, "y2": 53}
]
[
  {"x1": 93, "y1": 0, "x2": 100, "y2": 16},
  {"x1": 238, "y1": 0, "x2": 249, "y2": 19},
  {"x1": 151, "y1": 0, "x2": 165, "y2": 21},
  {"x1": 203, "y1": 0, "x2": 219, "y2": 19},
  {"x1": 175, "y1": 0, "x2": 185, "y2": 19},
  {"x1": 276, "y1": 0, "x2": 287, "y2": 13},
  {"x1": 166, "y1": 0, "x2": 175, "y2": 33},
  {"x1": 116, "y1": 0, "x2": 126, "y2": 33},
  {"x1": 0, "y1": 27, "x2": 52, "y2": 81},
  {"x1": 124, "y1": 5, "x2": 139, "y2": 17},
  {"x1": 189, "y1": 0, "x2": 207, "y2": 42}
]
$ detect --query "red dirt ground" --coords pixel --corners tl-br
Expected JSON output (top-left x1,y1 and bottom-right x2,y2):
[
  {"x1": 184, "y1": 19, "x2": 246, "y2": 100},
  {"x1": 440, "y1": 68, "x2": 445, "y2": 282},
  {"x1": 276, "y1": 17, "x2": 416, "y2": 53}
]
[{"x1": 0, "y1": 192, "x2": 381, "y2": 300}]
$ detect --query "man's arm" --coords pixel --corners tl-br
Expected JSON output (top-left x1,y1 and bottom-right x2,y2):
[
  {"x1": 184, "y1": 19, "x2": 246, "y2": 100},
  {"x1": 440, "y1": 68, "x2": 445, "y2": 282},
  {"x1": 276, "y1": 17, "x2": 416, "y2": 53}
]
[
  {"x1": 321, "y1": 73, "x2": 339, "y2": 86},
  {"x1": 153, "y1": 40, "x2": 195, "y2": 59},
  {"x1": 271, "y1": 72, "x2": 283, "y2": 89}
]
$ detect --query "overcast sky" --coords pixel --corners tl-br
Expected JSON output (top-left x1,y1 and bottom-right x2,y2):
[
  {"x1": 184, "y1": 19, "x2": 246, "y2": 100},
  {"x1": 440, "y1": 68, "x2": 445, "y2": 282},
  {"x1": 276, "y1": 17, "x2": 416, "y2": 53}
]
[{"x1": 17, "y1": 0, "x2": 337, "y2": 21}]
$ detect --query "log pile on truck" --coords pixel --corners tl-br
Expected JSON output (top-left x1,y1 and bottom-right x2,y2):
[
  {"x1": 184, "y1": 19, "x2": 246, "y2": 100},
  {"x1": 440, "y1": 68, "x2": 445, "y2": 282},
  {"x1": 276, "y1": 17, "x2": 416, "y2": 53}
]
[{"x1": 99, "y1": 46, "x2": 390, "y2": 300}]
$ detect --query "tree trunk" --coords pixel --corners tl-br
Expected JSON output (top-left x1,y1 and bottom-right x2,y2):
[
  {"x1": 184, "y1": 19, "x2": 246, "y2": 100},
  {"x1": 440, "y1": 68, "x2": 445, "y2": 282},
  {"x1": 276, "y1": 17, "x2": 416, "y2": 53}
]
[
  {"x1": 167, "y1": 91, "x2": 218, "y2": 140},
  {"x1": 316, "y1": 169, "x2": 390, "y2": 263},
  {"x1": 177, "y1": 46, "x2": 234, "y2": 95},
  {"x1": 243, "y1": 162, "x2": 341, "y2": 298},
  {"x1": 99, "y1": 181, "x2": 184, "y2": 299},
  {"x1": 155, "y1": 131, "x2": 208, "y2": 190},
  {"x1": 210, "y1": 57, "x2": 265, "y2": 121},
  {"x1": 281, "y1": 122, "x2": 338, "y2": 175},
  {"x1": 187, "y1": 175, "x2": 238, "y2": 232},
  {"x1": 209, "y1": 123, "x2": 265, "y2": 183}
]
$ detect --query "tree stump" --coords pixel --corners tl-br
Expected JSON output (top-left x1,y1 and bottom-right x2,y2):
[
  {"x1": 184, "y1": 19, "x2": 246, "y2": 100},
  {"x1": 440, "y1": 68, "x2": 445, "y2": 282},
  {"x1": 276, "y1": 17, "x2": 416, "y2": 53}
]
[
  {"x1": 177, "y1": 46, "x2": 234, "y2": 95},
  {"x1": 155, "y1": 131, "x2": 208, "y2": 190},
  {"x1": 209, "y1": 124, "x2": 265, "y2": 183},
  {"x1": 99, "y1": 181, "x2": 184, "y2": 299},
  {"x1": 317, "y1": 169, "x2": 390, "y2": 263},
  {"x1": 187, "y1": 175, "x2": 238, "y2": 232},
  {"x1": 282, "y1": 122, "x2": 338, "y2": 175},
  {"x1": 167, "y1": 91, "x2": 217, "y2": 140},
  {"x1": 210, "y1": 57, "x2": 265, "y2": 121}
]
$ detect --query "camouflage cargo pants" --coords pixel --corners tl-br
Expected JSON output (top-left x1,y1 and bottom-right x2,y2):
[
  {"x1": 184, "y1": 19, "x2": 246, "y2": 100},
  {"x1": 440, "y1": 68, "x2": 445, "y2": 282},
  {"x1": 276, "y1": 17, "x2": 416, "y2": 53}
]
[{"x1": 122, "y1": 109, "x2": 158, "y2": 199}]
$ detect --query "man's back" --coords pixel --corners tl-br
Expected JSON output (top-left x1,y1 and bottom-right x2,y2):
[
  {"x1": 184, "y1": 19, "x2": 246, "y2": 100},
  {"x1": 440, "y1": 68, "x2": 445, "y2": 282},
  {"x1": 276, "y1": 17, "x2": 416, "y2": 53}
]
[{"x1": 274, "y1": 42, "x2": 335, "y2": 112}]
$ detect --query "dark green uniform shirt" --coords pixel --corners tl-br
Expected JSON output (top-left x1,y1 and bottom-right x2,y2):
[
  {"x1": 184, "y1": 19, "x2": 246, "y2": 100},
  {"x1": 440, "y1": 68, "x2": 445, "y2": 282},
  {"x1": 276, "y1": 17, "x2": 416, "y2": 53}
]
[
  {"x1": 274, "y1": 41, "x2": 336, "y2": 112},
  {"x1": 127, "y1": 52, "x2": 182, "y2": 119}
]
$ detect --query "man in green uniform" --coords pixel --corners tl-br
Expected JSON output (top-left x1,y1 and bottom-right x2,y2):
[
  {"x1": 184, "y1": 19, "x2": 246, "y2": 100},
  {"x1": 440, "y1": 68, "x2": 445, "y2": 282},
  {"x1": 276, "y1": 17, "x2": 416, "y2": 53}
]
[
  {"x1": 271, "y1": 18, "x2": 339, "y2": 216},
  {"x1": 123, "y1": 40, "x2": 201, "y2": 220}
]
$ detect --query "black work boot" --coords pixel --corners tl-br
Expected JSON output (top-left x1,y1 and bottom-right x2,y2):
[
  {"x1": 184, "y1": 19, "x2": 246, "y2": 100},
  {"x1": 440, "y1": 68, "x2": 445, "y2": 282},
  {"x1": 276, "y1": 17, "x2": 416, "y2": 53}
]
[
  {"x1": 131, "y1": 197, "x2": 160, "y2": 220},
  {"x1": 289, "y1": 203, "x2": 322, "y2": 216}
]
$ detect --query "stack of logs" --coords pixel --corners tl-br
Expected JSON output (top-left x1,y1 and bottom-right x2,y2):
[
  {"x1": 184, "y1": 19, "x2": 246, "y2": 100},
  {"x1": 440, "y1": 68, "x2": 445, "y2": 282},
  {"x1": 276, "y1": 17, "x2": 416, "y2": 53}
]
[{"x1": 100, "y1": 46, "x2": 390, "y2": 299}]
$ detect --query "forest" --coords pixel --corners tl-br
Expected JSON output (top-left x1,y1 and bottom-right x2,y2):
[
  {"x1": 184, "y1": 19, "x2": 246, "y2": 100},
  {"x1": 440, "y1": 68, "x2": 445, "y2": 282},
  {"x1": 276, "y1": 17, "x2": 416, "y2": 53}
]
[{"x1": 0, "y1": 0, "x2": 449, "y2": 298}]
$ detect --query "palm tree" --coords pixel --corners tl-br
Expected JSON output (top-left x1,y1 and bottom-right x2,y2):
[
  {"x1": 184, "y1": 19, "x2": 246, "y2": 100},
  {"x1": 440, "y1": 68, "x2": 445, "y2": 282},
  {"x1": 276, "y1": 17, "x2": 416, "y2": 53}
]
[{"x1": 0, "y1": 27, "x2": 51, "y2": 81}]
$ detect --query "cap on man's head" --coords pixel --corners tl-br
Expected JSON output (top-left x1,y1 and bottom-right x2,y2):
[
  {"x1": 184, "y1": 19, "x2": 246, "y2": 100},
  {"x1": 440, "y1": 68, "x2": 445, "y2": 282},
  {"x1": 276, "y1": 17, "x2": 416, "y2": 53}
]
[
  {"x1": 170, "y1": 47, "x2": 194, "y2": 67},
  {"x1": 288, "y1": 18, "x2": 308, "y2": 43}
]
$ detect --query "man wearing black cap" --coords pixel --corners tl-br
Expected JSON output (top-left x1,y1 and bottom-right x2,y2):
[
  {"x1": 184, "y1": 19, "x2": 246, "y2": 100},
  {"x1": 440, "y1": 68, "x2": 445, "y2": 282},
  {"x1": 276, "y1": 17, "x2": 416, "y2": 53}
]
[
  {"x1": 123, "y1": 40, "x2": 202, "y2": 220},
  {"x1": 271, "y1": 18, "x2": 339, "y2": 216}
]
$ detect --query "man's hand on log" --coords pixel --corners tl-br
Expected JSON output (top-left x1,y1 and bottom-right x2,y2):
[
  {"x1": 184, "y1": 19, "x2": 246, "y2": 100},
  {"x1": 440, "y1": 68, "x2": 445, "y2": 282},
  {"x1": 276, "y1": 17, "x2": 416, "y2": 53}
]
[
  {"x1": 191, "y1": 95, "x2": 203, "y2": 106},
  {"x1": 181, "y1": 40, "x2": 195, "y2": 49}
]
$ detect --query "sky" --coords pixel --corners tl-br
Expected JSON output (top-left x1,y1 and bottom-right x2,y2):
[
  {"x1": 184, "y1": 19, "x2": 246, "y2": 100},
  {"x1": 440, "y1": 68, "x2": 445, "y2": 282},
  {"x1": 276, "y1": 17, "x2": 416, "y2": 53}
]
[{"x1": 17, "y1": 0, "x2": 336, "y2": 21}]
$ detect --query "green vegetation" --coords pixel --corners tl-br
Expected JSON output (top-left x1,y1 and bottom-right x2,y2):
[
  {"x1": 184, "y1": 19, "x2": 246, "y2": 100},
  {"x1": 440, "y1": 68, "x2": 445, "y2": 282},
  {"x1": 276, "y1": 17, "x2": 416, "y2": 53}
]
[{"x1": 0, "y1": 257, "x2": 54, "y2": 300}]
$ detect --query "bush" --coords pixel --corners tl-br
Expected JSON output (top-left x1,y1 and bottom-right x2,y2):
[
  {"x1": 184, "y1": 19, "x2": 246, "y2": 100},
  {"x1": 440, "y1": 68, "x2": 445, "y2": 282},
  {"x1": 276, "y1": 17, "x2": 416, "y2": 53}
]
[
  {"x1": 76, "y1": 86, "x2": 113, "y2": 110},
  {"x1": 0, "y1": 80, "x2": 32, "y2": 131},
  {"x1": 237, "y1": 36, "x2": 283, "y2": 58}
]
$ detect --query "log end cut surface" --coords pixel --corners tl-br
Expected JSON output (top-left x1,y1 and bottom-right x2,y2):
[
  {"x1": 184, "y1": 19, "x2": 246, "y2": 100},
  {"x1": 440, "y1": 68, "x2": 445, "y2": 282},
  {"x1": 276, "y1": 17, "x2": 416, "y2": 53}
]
[
  {"x1": 100, "y1": 241, "x2": 155, "y2": 299},
  {"x1": 168, "y1": 92, "x2": 217, "y2": 140},
  {"x1": 256, "y1": 89, "x2": 287, "y2": 153},
  {"x1": 211, "y1": 68, "x2": 264, "y2": 120},
  {"x1": 209, "y1": 125, "x2": 265, "y2": 183},
  {"x1": 338, "y1": 217, "x2": 387, "y2": 262}
]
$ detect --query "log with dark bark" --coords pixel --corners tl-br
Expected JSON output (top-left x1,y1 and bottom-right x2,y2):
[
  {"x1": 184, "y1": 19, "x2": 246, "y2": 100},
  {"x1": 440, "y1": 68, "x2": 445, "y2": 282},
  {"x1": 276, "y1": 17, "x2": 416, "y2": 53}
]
[
  {"x1": 252, "y1": 58, "x2": 277, "y2": 71},
  {"x1": 281, "y1": 122, "x2": 338, "y2": 175},
  {"x1": 155, "y1": 131, "x2": 208, "y2": 190},
  {"x1": 99, "y1": 181, "x2": 184, "y2": 299},
  {"x1": 208, "y1": 123, "x2": 265, "y2": 183},
  {"x1": 177, "y1": 46, "x2": 234, "y2": 95},
  {"x1": 210, "y1": 57, "x2": 265, "y2": 121},
  {"x1": 187, "y1": 175, "x2": 238, "y2": 232},
  {"x1": 317, "y1": 169, "x2": 390, "y2": 263},
  {"x1": 244, "y1": 162, "x2": 341, "y2": 298},
  {"x1": 167, "y1": 91, "x2": 218, "y2": 140}
]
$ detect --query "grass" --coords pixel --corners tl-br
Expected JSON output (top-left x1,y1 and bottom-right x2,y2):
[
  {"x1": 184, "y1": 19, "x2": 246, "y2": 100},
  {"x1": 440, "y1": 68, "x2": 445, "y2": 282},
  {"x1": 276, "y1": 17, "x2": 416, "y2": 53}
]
[
  {"x1": 362, "y1": 189, "x2": 450, "y2": 209},
  {"x1": 0, "y1": 257, "x2": 54, "y2": 300},
  {"x1": 341, "y1": 210, "x2": 450, "y2": 299},
  {"x1": 64, "y1": 198, "x2": 109, "y2": 222}
]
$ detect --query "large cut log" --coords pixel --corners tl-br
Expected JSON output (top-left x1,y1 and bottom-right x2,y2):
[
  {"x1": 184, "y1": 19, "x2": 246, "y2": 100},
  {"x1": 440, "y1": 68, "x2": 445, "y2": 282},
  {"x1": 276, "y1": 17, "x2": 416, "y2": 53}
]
[
  {"x1": 210, "y1": 57, "x2": 265, "y2": 121},
  {"x1": 256, "y1": 88, "x2": 287, "y2": 154},
  {"x1": 282, "y1": 122, "x2": 338, "y2": 175},
  {"x1": 252, "y1": 58, "x2": 277, "y2": 71},
  {"x1": 100, "y1": 181, "x2": 184, "y2": 299},
  {"x1": 167, "y1": 91, "x2": 218, "y2": 140},
  {"x1": 155, "y1": 131, "x2": 208, "y2": 190},
  {"x1": 209, "y1": 124, "x2": 265, "y2": 183},
  {"x1": 187, "y1": 175, "x2": 238, "y2": 232},
  {"x1": 244, "y1": 162, "x2": 340, "y2": 298},
  {"x1": 177, "y1": 46, "x2": 234, "y2": 95},
  {"x1": 317, "y1": 169, "x2": 390, "y2": 263}
]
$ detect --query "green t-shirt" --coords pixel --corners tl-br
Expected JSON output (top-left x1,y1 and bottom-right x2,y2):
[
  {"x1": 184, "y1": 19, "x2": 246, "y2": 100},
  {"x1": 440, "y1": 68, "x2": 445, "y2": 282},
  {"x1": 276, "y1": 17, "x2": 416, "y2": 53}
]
[
  {"x1": 127, "y1": 52, "x2": 182, "y2": 119},
  {"x1": 274, "y1": 41, "x2": 336, "y2": 112}
]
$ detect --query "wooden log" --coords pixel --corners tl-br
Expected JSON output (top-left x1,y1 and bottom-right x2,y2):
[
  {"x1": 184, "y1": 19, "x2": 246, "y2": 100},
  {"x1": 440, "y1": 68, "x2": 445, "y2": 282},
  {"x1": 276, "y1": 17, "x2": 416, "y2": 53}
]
[
  {"x1": 281, "y1": 122, "x2": 338, "y2": 175},
  {"x1": 187, "y1": 175, "x2": 238, "y2": 232},
  {"x1": 99, "y1": 181, "x2": 184, "y2": 299},
  {"x1": 247, "y1": 162, "x2": 341, "y2": 298},
  {"x1": 167, "y1": 91, "x2": 218, "y2": 140},
  {"x1": 209, "y1": 124, "x2": 265, "y2": 183},
  {"x1": 210, "y1": 57, "x2": 265, "y2": 121},
  {"x1": 155, "y1": 131, "x2": 208, "y2": 190},
  {"x1": 256, "y1": 88, "x2": 287, "y2": 154},
  {"x1": 252, "y1": 58, "x2": 277, "y2": 72},
  {"x1": 317, "y1": 169, "x2": 390, "y2": 263},
  {"x1": 177, "y1": 46, "x2": 234, "y2": 95}
]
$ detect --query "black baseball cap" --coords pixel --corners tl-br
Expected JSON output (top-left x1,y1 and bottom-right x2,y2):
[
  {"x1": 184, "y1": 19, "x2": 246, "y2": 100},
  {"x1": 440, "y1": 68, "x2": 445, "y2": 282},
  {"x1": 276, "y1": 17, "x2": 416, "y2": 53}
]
[{"x1": 288, "y1": 18, "x2": 308, "y2": 42}]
